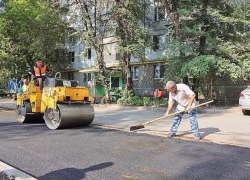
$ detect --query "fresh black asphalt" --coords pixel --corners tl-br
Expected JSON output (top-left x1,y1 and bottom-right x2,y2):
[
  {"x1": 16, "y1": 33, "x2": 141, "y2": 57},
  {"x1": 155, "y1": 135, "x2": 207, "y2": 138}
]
[{"x1": 0, "y1": 107, "x2": 250, "y2": 180}]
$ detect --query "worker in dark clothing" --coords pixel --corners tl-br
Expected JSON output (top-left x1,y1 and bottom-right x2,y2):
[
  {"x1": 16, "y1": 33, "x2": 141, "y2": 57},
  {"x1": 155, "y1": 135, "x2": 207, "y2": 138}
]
[{"x1": 29, "y1": 58, "x2": 50, "y2": 92}]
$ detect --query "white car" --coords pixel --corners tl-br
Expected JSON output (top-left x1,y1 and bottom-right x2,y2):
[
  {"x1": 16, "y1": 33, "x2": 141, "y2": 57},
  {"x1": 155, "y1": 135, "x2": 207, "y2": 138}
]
[{"x1": 239, "y1": 88, "x2": 250, "y2": 115}]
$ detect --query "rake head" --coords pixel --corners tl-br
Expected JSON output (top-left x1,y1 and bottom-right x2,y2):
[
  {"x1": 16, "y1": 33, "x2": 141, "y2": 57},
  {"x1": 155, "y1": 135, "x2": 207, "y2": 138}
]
[{"x1": 130, "y1": 124, "x2": 145, "y2": 131}]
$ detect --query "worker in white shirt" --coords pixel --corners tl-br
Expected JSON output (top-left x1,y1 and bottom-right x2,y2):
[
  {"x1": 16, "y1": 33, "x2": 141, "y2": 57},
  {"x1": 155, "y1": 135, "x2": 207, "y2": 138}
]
[
  {"x1": 164, "y1": 80, "x2": 201, "y2": 140},
  {"x1": 22, "y1": 79, "x2": 29, "y2": 92}
]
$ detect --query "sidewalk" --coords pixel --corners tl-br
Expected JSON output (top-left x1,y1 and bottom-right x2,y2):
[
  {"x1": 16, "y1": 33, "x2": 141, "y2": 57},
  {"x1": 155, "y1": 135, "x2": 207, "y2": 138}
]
[{"x1": 0, "y1": 97, "x2": 249, "y2": 148}]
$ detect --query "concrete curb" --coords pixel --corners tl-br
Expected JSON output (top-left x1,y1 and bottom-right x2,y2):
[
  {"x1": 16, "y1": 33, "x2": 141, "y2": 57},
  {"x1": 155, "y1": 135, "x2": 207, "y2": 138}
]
[
  {"x1": 0, "y1": 161, "x2": 37, "y2": 180},
  {"x1": 0, "y1": 102, "x2": 240, "y2": 114},
  {"x1": 92, "y1": 104, "x2": 240, "y2": 113}
]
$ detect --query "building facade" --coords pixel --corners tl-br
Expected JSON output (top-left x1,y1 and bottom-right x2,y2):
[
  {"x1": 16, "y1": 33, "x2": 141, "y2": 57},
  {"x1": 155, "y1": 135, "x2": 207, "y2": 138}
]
[{"x1": 58, "y1": 0, "x2": 171, "y2": 99}]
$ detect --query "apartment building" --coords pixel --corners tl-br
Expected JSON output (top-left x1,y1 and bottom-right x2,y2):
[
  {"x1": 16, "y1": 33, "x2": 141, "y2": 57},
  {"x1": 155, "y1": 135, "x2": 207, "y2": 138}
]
[{"x1": 57, "y1": 0, "x2": 170, "y2": 99}]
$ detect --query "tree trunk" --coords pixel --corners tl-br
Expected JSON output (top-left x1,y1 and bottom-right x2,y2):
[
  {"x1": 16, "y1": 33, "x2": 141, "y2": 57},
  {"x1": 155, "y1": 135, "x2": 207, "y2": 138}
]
[
  {"x1": 162, "y1": 0, "x2": 181, "y2": 39},
  {"x1": 196, "y1": 0, "x2": 209, "y2": 99},
  {"x1": 192, "y1": 77, "x2": 199, "y2": 101},
  {"x1": 199, "y1": 0, "x2": 209, "y2": 55},
  {"x1": 183, "y1": 76, "x2": 189, "y2": 85},
  {"x1": 95, "y1": 50, "x2": 112, "y2": 103},
  {"x1": 123, "y1": 52, "x2": 133, "y2": 91}
]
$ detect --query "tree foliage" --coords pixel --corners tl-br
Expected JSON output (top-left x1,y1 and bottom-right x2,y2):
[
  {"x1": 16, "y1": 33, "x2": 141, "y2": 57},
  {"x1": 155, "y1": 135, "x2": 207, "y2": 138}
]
[
  {"x1": 68, "y1": 0, "x2": 113, "y2": 102},
  {"x1": 109, "y1": 0, "x2": 147, "y2": 91},
  {"x1": 162, "y1": 0, "x2": 250, "y2": 96},
  {"x1": 0, "y1": 0, "x2": 68, "y2": 81},
  {"x1": 68, "y1": 0, "x2": 148, "y2": 100}
]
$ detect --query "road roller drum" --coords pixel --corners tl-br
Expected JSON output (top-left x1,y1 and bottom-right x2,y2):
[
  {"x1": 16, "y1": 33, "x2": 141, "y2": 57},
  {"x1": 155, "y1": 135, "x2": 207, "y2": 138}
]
[
  {"x1": 44, "y1": 104, "x2": 94, "y2": 129},
  {"x1": 16, "y1": 101, "x2": 44, "y2": 123}
]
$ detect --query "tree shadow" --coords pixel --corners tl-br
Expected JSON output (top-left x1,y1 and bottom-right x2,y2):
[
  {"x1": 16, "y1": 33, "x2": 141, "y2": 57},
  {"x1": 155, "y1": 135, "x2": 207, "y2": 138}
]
[{"x1": 39, "y1": 162, "x2": 114, "y2": 180}]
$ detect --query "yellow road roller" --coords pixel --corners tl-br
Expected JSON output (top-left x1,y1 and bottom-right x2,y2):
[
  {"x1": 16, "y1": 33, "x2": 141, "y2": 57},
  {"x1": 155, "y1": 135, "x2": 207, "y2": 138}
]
[{"x1": 16, "y1": 76, "x2": 95, "y2": 129}]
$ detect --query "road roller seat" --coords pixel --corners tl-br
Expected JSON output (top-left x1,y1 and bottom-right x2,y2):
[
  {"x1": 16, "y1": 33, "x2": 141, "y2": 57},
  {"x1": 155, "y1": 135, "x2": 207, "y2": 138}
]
[{"x1": 44, "y1": 78, "x2": 79, "y2": 88}]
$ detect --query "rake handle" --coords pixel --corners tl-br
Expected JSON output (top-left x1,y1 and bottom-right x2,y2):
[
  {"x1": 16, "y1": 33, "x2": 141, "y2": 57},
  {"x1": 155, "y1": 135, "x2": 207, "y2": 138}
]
[{"x1": 141, "y1": 100, "x2": 214, "y2": 126}]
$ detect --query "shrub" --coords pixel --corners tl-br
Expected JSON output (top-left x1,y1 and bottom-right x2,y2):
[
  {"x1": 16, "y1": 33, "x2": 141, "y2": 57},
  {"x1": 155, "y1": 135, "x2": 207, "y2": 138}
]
[
  {"x1": 128, "y1": 96, "x2": 144, "y2": 106},
  {"x1": 116, "y1": 87, "x2": 134, "y2": 105},
  {"x1": 143, "y1": 97, "x2": 152, "y2": 106},
  {"x1": 100, "y1": 97, "x2": 106, "y2": 104},
  {"x1": 117, "y1": 97, "x2": 126, "y2": 105},
  {"x1": 160, "y1": 99, "x2": 168, "y2": 106}
]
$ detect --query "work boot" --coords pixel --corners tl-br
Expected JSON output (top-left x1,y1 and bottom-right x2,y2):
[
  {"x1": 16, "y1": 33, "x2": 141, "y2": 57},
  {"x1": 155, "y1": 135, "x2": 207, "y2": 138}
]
[
  {"x1": 194, "y1": 135, "x2": 201, "y2": 140},
  {"x1": 168, "y1": 133, "x2": 176, "y2": 138}
]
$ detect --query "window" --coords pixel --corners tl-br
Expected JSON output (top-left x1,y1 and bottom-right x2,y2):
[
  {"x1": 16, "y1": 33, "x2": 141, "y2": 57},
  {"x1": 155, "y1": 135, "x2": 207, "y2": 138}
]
[
  {"x1": 56, "y1": 50, "x2": 65, "y2": 60},
  {"x1": 154, "y1": 7, "x2": 165, "y2": 21},
  {"x1": 87, "y1": 48, "x2": 91, "y2": 60},
  {"x1": 87, "y1": 73, "x2": 92, "y2": 81},
  {"x1": 111, "y1": 77, "x2": 119, "y2": 87},
  {"x1": 154, "y1": 65, "x2": 164, "y2": 78},
  {"x1": 153, "y1": 35, "x2": 159, "y2": 51},
  {"x1": 101, "y1": 1, "x2": 112, "y2": 15},
  {"x1": 70, "y1": 35, "x2": 76, "y2": 43},
  {"x1": 116, "y1": 53, "x2": 121, "y2": 60},
  {"x1": 83, "y1": 73, "x2": 87, "y2": 82},
  {"x1": 153, "y1": 35, "x2": 167, "y2": 50},
  {"x1": 133, "y1": 66, "x2": 139, "y2": 80},
  {"x1": 159, "y1": 35, "x2": 167, "y2": 49},
  {"x1": 69, "y1": 52, "x2": 75, "y2": 62},
  {"x1": 102, "y1": 25, "x2": 116, "y2": 37},
  {"x1": 68, "y1": 72, "x2": 74, "y2": 80}
]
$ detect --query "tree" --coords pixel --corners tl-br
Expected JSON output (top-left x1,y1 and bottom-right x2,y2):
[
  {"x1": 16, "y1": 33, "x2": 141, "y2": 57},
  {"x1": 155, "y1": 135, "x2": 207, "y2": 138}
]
[
  {"x1": 0, "y1": 0, "x2": 69, "y2": 80},
  {"x1": 68, "y1": 0, "x2": 148, "y2": 102},
  {"x1": 68, "y1": 0, "x2": 112, "y2": 103},
  {"x1": 109, "y1": 0, "x2": 147, "y2": 91},
  {"x1": 162, "y1": 0, "x2": 250, "y2": 98}
]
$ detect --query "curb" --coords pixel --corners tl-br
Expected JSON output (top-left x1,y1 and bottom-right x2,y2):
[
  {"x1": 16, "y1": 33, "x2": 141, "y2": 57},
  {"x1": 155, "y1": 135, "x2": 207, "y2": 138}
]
[
  {"x1": 0, "y1": 161, "x2": 37, "y2": 180},
  {"x1": 0, "y1": 96, "x2": 241, "y2": 114},
  {"x1": 92, "y1": 104, "x2": 240, "y2": 113},
  {"x1": 0, "y1": 103, "x2": 240, "y2": 114}
]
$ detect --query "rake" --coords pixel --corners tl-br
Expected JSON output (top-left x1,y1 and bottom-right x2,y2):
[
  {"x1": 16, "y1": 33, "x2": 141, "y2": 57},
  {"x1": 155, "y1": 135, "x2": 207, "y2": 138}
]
[{"x1": 130, "y1": 100, "x2": 214, "y2": 131}]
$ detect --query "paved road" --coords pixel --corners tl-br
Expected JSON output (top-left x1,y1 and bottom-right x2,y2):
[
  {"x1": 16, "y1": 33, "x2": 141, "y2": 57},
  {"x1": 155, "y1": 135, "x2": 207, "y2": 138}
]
[
  {"x1": 0, "y1": 107, "x2": 250, "y2": 180},
  {"x1": 1, "y1": 97, "x2": 250, "y2": 148},
  {"x1": 93, "y1": 105, "x2": 250, "y2": 148}
]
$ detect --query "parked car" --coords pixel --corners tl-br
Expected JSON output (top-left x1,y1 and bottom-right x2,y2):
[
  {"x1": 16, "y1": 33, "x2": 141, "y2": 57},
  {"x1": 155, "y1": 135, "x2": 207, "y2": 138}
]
[
  {"x1": 239, "y1": 88, "x2": 250, "y2": 115},
  {"x1": 0, "y1": 89, "x2": 8, "y2": 96}
]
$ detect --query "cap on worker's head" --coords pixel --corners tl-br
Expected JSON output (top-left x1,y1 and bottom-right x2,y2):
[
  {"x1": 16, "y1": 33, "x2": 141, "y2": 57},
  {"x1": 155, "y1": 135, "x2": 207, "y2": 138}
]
[{"x1": 36, "y1": 58, "x2": 42, "y2": 62}]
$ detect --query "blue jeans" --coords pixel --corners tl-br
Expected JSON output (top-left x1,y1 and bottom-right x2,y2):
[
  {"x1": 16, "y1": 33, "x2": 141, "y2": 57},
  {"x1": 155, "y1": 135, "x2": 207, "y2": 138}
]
[{"x1": 170, "y1": 108, "x2": 200, "y2": 136}]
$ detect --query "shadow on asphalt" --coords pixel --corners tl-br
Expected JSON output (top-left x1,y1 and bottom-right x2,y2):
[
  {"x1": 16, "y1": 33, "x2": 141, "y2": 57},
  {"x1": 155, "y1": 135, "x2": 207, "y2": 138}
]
[
  {"x1": 0, "y1": 107, "x2": 16, "y2": 112},
  {"x1": 177, "y1": 127, "x2": 221, "y2": 138},
  {"x1": 39, "y1": 162, "x2": 114, "y2": 180}
]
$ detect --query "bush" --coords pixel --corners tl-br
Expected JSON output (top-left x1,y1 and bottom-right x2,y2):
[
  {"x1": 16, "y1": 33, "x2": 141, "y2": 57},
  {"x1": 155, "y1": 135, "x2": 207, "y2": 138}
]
[
  {"x1": 117, "y1": 95, "x2": 164, "y2": 106},
  {"x1": 160, "y1": 99, "x2": 168, "y2": 106},
  {"x1": 116, "y1": 87, "x2": 165, "y2": 107},
  {"x1": 117, "y1": 97, "x2": 126, "y2": 105},
  {"x1": 116, "y1": 87, "x2": 134, "y2": 105},
  {"x1": 100, "y1": 97, "x2": 106, "y2": 104},
  {"x1": 143, "y1": 97, "x2": 152, "y2": 106},
  {"x1": 149, "y1": 98, "x2": 168, "y2": 106},
  {"x1": 128, "y1": 96, "x2": 144, "y2": 106}
]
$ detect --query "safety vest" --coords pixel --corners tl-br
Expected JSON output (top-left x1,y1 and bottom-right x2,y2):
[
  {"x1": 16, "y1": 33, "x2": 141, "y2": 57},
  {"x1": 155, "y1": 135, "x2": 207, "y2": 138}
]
[{"x1": 34, "y1": 65, "x2": 47, "y2": 77}]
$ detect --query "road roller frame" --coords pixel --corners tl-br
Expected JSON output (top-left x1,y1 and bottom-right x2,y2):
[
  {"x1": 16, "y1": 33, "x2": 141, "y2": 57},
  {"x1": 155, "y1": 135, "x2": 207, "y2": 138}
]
[{"x1": 16, "y1": 77, "x2": 95, "y2": 129}]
